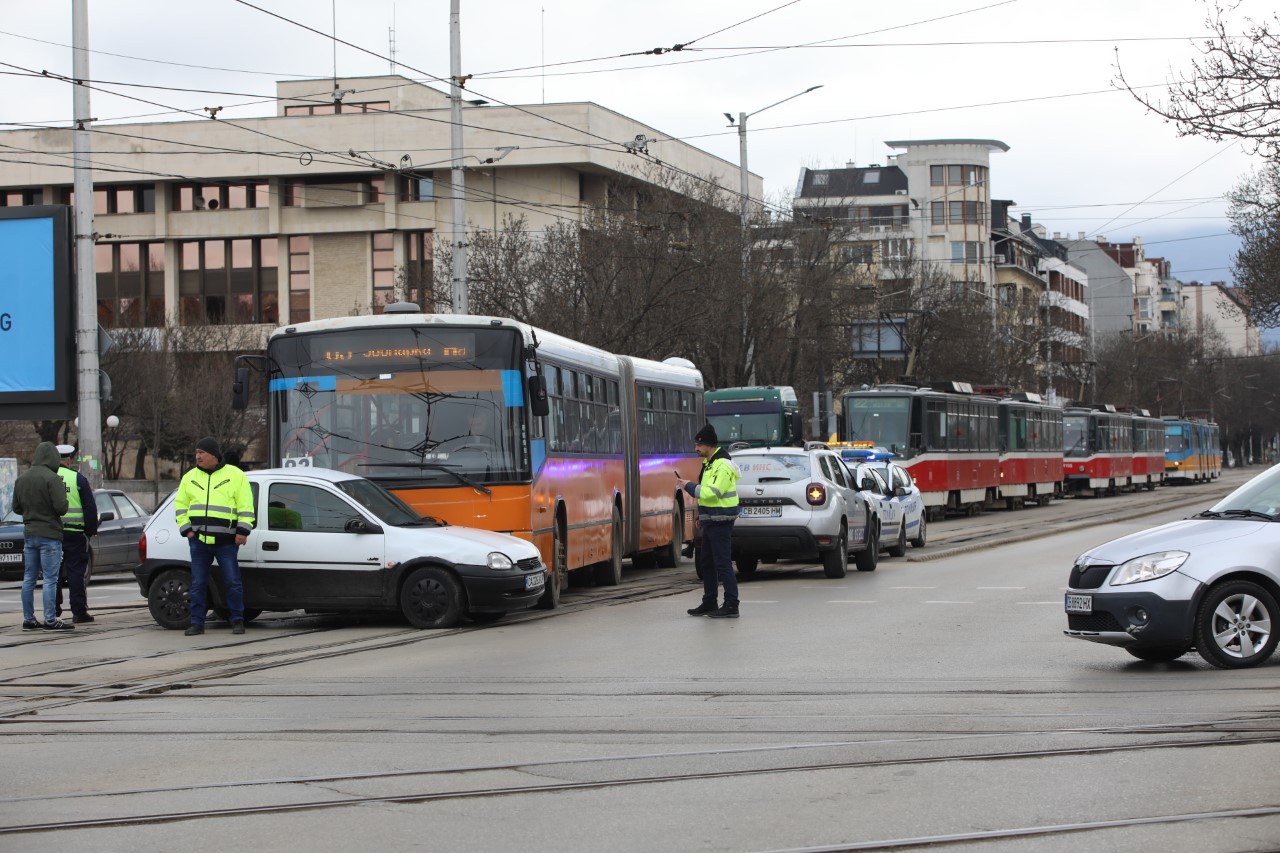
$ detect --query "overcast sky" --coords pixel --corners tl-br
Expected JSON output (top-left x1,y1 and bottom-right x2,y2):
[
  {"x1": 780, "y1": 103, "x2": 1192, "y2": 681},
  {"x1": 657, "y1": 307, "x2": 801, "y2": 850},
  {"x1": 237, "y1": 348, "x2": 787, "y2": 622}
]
[{"x1": 2, "y1": 0, "x2": 1264, "y2": 285}]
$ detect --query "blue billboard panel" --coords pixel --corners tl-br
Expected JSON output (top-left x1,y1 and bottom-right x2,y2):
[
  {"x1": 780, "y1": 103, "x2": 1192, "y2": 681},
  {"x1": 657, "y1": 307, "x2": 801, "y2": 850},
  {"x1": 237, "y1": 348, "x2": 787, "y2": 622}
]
[{"x1": 0, "y1": 206, "x2": 73, "y2": 419}]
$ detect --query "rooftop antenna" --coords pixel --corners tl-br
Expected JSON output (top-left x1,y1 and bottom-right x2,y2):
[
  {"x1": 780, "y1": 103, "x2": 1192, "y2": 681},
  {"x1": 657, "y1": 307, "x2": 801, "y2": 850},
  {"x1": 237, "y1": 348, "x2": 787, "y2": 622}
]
[
  {"x1": 331, "y1": 0, "x2": 338, "y2": 91},
  {"x1": 389, "y1": 4, "x2": 397, "y2": 74},
  {"x1": 541, "y1": 7, "x2": 546, "y2": 104}
]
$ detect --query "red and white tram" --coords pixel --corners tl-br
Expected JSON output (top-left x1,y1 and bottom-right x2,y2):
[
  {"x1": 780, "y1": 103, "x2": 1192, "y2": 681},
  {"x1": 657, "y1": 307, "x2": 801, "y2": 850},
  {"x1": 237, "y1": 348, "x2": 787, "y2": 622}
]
[
  {"x1": 995, "y1": 392, "x2": 1063, "y2": 509},
  {"x1": 841, "y1": 383, "x2": 1000, "y2": 519},
  {"x1": 1125, "y1": 407, "x2": 1165, "y2": 491},
  {"x1": 1062, "y1": 404, "x2": 1135, "y2": 496}
]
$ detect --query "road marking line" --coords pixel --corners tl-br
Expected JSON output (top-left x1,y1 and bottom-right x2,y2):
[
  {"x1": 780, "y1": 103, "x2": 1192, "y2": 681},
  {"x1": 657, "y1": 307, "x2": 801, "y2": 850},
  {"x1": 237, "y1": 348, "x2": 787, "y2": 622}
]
[
  {"x1": 977, "y1": 586, "x2": 1025, "y2": 590},
  {"x1": 923, "y1": 600, "x2": 974, "y2": 604},
  {"x1": 826, "y1": 600, "x2": 877, "y2": 603},
  {"x1": 891, "y1": 586, "x2": 935, "y2": 589},
  {"x1": 1020, "y1": 601, "x2": 1066, "y2": 605}
]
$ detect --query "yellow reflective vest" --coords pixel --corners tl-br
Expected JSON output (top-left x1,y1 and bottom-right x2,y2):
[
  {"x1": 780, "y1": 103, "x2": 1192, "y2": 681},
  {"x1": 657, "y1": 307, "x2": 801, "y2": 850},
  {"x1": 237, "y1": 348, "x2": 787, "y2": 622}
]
[
  {"x1": 58, "y1": 466, "x2": 85, "y2": 533},
  {"x1": 685, "y1": 447, "x2": 740, "y2": 523},
  {"x1": 175, "y1": 463, "x2": 255, "y2": 545}
]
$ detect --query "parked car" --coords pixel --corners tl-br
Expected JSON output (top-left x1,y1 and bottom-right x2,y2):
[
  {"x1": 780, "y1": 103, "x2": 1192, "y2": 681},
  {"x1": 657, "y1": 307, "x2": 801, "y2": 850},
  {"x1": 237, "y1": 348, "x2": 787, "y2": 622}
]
[
  {"x1": 834, "y1": 443, "x2": 927, "y2": 555},
  {"x1": 0, "y1": 488, "x2": 151, "y2": 582},
  {"x1": 1064, "y1": 461, "x2": 1280, "y2": 668},
  {"x1": 843, "y1": 461, "x2": 905, "y2": 556},
  {"x1": 730, "y1": 443, "x2": 877, "y2": 578},
  {"x1": 135, "y1": 467, "x2": 545, "y2": 630}
]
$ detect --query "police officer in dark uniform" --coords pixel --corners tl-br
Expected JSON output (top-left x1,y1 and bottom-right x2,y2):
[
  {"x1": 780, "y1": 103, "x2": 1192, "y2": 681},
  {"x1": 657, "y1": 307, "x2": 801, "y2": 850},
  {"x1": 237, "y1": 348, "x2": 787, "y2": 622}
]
[{"x1": 54, "y1": 444, "x2": 99, "y2": 623}]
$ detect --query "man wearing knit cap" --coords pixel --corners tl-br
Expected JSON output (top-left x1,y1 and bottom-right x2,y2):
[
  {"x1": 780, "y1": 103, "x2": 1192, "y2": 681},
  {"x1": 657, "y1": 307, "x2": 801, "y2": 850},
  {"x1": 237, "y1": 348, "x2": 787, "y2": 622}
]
[
  {"x1": 54, "y1": 444, "x2": 99, "y2": 623},
  {"x1": 675, "y1": 423, "x2": 742, "y2": 618},
  {"x1": 174, "y1": 436, "x2": 255, "y2": 636}
]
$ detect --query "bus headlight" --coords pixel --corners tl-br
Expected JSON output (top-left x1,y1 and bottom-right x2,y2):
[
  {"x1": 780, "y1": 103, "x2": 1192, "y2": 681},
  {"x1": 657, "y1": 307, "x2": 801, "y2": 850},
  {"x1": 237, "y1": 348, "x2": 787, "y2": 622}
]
[
  {"x1": 1110, "y1": 550, "x2": 1188, "y2": 585},
  {"x1": 486, "y1": 552, "x2": 515, "y2": 571}
]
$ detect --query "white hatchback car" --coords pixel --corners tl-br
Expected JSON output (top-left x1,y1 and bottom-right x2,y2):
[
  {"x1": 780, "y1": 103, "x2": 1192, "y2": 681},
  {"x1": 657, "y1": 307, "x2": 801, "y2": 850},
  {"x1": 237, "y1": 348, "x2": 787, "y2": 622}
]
[
  {"x1": 1065, "y1": 462, "x2": 1280, "y2": 668},
  {"x1": 730, "y1": 443, "x2": 876, "y2": 578},
  {"x1": 136, "y1": 467, "x2": 546, "y2": 630}
]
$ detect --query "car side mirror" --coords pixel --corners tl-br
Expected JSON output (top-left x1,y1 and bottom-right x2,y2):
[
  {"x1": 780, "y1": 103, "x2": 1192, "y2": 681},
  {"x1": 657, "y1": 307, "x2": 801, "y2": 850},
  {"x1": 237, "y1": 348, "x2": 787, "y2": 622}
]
[
  {"x1": 99, "y1": 511, "x2": 116, "y2": 522},
  {"x1": 893, "y1": 486, "x2": 907, "y2": 498},
  {"x1": 344, "y1": 517, "x2": 382, "y2": 534}
]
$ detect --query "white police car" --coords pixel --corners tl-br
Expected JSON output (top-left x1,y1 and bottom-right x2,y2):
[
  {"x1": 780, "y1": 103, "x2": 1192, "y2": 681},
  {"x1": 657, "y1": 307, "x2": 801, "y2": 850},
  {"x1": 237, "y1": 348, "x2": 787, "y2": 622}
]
[
  {"x1": 835, "y1": 444, "x2": 926, "y2": 556},
  {"x1": 135, "y1": 467, "x2": 545, "y2": 630}
]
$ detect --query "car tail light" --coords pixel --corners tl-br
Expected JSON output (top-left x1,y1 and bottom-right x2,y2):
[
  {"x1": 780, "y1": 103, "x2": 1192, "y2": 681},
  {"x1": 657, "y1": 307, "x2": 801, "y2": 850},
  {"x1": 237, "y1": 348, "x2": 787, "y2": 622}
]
[
  {"x1": 139, "y1": 532, "x2": 147, "y2": 562},
  {"x1": 806, "y1": 483, "x2": 826, "y2": 506}
]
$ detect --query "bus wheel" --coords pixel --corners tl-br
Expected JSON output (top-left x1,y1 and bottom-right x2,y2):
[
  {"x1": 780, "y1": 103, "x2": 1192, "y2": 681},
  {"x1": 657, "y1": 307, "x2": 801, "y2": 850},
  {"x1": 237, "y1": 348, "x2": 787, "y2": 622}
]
[
  {"x1": 656, "y1": 503, "x2": 684, "y2": 568},
  {"x1": 593, "y1": 507, "x2": 624, "y2": 586},
  {"x1": 536, "y1": 523, "x2": 566, "y2": 609},
  {"x1": 400, "y1": 566, "x2": 463, "y2": 629}
]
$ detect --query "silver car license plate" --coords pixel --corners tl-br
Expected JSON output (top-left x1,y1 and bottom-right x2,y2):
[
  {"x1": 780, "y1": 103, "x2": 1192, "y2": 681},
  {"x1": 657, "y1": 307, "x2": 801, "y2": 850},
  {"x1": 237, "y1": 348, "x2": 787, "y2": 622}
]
[
  {"x1": 1065, "y1": 594, "x2": 1092, "y2": 614},
  {"x1": 525, "y1": 573, "x2": 545, "y2": 590},
  {"x1": 741, "y1": 506, "x2": 782, "y2": 518}
]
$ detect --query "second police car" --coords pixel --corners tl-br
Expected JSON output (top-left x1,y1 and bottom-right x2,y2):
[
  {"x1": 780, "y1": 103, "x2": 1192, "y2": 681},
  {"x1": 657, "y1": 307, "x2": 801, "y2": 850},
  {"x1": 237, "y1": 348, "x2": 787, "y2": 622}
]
[{"x1": 834, "y1": 443, "x2": 927, "y2": 556}]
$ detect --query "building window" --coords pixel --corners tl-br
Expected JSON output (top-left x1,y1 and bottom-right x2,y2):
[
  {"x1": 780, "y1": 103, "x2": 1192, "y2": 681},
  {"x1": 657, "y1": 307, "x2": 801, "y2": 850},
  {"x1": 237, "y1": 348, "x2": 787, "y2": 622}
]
[
  {"x1": 399, "y1": 174, "x2": 435, "y2": 201},
  {"x1": 178, "y1": 237, "x2": 278, "y2": 325},
  {"x1": 172, "y1": 182, "x2": 267, "y2": 211},
  {"x1": 947, "y1": 200, "x2": 982, "y2": 224},
  {"x1": 880, "y1": 239, "x2": 910, "y2": 261},
  {"x1": 404, "y1": 231, "x2": 433, "y2": 310},
  {"x1": 950, "y1": 241, "x2": 983, "y2": 264},
  {"x1": 811, "y1": 172, "x2": 829, "y2": 187},
  {"x1": 931, "y1": 201, "x2": 945, "y2": 225},
  {"x1": 288, "y1": 236, "x2": 311, "y2": 323},
  {"x1": 840, "y1": 243, "x2": 874, "y2": 265},
  {"x1": 96, "y1": 242, "x2": 165, "y2": 328},
  {"x1": 930, "y1": 165, "x2": 945, "y2": 186},
  {"x1": 863, "y1": 170, "x2": 880, "y2": 184},
  {"x1": 93, "y1": 184, "x2": 155, "y2": 215},
  {"x1": 371, "y1": 232, "x2": 395, "y2": 312},
  {"x1": 1, "y1": 188, "x2": 44, "y2": 207}
]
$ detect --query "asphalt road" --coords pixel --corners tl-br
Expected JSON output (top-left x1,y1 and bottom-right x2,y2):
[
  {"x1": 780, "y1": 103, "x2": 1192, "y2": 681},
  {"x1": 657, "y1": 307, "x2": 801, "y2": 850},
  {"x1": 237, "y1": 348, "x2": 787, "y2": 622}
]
[{"x1": 1, "y1": 468, "x2": 1277, "y2": 852}]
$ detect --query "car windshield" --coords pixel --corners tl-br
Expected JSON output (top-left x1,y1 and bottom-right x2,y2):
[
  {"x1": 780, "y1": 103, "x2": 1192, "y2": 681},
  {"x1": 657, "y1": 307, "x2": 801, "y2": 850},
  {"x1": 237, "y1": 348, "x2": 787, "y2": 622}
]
[
  {"x1": 334, "y1": 478, "x2": 430, "y2": 526},
  {"x1": 1207, "y1": 465, "x2": 1280, "y2": 517},
  {"x1": 736, "y1": 453, "x2": 812, "y2": 484}
]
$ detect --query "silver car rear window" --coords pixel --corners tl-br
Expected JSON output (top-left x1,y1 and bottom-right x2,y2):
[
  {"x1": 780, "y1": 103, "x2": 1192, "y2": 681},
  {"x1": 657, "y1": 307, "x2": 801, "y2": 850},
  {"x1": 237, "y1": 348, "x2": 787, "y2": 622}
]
[{"x1": 736, "y1": 454, "x2": 813, "y2": 484}]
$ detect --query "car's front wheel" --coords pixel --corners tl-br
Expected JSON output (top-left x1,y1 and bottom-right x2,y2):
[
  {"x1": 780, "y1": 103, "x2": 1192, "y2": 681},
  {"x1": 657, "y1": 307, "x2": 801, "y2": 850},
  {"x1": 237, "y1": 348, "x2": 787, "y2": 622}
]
[
  {"x1": 399, "y1": 566, "x2": 464, "y2": 629},
  {"x1": 147, "y1": 568, "x2": 192, "y2": 630},
  {"x1": 735, "y1": 556, "x2": 758, "y2": 578},
  {"x1": 1194, "y1": 580, "x2": 1279, "y2": 669}
]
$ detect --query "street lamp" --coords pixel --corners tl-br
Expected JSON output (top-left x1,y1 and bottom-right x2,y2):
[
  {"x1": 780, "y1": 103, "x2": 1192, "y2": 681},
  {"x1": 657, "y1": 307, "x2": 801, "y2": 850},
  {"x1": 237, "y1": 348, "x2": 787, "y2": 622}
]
[{"x1": 726, "y1": 85, "x2": 822, "y2": 226}]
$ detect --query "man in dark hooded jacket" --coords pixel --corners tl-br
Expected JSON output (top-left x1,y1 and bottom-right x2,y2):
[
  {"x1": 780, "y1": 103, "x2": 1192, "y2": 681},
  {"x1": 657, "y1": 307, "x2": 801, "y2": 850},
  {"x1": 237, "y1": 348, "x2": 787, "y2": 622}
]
[{"x1": 13, "y1": 441, "x2": 71, "y2": 630}]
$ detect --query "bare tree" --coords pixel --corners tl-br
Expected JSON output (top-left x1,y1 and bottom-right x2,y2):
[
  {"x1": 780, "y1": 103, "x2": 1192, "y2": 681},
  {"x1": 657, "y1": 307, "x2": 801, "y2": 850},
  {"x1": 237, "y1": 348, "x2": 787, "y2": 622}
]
[
  {"x1": 1227, "y1": 161, "x2": 1280, "y2": 327},
  {"x1": 1118, "y1": 2, "x2": 1280, "y2": 156}
]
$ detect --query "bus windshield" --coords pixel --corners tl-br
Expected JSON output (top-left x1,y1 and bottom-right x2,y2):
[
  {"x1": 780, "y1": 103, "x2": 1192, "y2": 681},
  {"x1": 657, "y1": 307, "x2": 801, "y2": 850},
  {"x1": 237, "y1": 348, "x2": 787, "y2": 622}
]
[
  {"x1": 706, "y1": 399, "x2": 785, "y2": 446},
  {"x1": 1164, "y1": 427, "x2": 1188, "y2": 453},
  {"x1": 269, "y1": 326, "x2": 530, "y2": 487},
  {"x1": 844, "y1": 396, "x2": 909, "y2": 452}
]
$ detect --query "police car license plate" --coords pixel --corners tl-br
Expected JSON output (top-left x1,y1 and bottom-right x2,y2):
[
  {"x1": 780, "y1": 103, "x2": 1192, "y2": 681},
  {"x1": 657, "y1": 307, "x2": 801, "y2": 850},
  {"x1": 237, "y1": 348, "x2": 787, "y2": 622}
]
[
  {"x1": 525, "y1": 573, "x2": 545, "y2": 590},
  {"x1": 1064, "y1": 594, "x2": 1092, "y2": 614},
  {"x1": 0, "y1": 553, "x2": 21, "y2": 563},
  {"x1": 741, "y1": 506, "x2": 782, "y2": 518}
]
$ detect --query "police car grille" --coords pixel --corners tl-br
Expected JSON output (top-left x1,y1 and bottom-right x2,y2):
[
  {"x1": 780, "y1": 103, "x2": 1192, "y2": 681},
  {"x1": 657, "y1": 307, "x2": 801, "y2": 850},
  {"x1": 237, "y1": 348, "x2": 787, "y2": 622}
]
[{"x1": 516, "y1": 557, "x2": 542, "y2": 572}]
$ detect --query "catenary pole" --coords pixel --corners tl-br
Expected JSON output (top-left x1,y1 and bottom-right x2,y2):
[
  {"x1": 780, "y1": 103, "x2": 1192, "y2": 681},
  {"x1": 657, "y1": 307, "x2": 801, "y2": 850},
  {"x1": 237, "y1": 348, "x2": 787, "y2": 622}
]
[
  {"x1": 449, "y1": 0, "x2": 467, "y2": 314},
  {"x1": 72, "y1": 0, "x2": 102, "y2": 487}
]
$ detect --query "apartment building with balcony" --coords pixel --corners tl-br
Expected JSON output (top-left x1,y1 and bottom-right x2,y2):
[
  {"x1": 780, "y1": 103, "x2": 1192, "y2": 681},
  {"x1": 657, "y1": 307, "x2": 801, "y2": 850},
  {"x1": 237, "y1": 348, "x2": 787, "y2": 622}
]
[
  {"x1": 792, "y1": 138, "x2": 1008, "y2": 292},
  {"x1": 0, "y1": 74, "x2": 747, "y2": 333},
  {"x1": 1182, "y1": 281, "x2": 1261, "y2": 355}
]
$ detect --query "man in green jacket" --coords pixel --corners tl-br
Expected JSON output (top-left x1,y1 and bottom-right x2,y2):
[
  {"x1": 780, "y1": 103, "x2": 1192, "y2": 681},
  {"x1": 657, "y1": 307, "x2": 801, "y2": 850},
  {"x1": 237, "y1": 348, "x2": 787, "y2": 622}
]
[
  {"x1": 676, "y1": 424, "x2": 742, "y2": 618},
  {"x1": 174, "y1": 436, "x2": 255, "y2": 636},
  {"x1": 14, "y1": 441, "x2": 71, "y2": 630}
]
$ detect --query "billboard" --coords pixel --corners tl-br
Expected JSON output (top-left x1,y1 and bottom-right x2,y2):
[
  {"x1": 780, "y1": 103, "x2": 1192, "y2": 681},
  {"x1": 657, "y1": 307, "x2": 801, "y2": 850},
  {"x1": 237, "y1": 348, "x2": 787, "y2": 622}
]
[{"x1": 0, "y1": 206, "x2": 74, "y2": 419}]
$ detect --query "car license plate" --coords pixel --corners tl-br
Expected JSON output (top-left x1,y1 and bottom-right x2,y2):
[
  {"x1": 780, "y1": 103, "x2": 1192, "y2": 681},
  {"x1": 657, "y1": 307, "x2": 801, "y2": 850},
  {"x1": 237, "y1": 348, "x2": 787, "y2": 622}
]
[
  {"x1": 1065, "y1": 594, "x2": 1092, "y2": 614},
  {"x1": 525, "y1": 573, "x2": 545, "y2": 590},
  {"x1": 741, "y1": 506, "x2": 782, "y2": 518},
  {"x1": 0, "y1": 553, "x2": 21, "y2": 563}
]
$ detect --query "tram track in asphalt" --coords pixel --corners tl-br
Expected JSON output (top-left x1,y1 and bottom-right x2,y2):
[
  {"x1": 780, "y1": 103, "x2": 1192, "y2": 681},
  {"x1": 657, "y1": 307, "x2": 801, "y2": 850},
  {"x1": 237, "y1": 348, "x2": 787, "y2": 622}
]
[{"x1": 0, "y1": 719, "x2": 1277, "y2": 835}]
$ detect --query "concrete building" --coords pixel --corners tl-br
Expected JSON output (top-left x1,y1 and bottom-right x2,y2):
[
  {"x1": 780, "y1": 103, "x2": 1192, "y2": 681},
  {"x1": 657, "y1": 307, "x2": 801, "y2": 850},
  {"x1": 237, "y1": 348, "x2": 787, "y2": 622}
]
[
  {"x1": 792, "y1": 138, "x2": 1008, "y2": 292},
  {"x1": 0, "y1": 74, "x2": 748, "y2": 331},
  {"x1": 1057, "y1": 237, "x2": 1138, "y2": 338},
  {"x1": 1182, "y1": 281, "x2": 1261, "y2": 355}
]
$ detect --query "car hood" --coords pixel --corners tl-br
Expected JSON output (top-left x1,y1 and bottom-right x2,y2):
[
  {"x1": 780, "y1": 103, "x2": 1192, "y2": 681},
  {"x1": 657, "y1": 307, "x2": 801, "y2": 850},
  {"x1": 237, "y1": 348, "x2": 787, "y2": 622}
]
[
  {"x1": 1081, "y1": 518, "x2": 1269, "y2": 564},
  {"x1": 393, "y1": 523, "x2": 541, "y2": 561}
]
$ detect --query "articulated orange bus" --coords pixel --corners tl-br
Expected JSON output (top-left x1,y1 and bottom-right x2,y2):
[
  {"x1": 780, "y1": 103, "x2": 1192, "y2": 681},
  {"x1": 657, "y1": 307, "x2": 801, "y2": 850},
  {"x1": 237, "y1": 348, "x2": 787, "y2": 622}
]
[{"x1": 240, "y1": 305, "x2": 703, "y2": 608}]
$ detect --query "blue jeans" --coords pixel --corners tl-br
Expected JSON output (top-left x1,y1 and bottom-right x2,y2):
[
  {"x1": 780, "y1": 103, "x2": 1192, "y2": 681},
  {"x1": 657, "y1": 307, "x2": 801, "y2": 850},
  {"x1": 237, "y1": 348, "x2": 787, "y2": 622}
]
[
  {"x1": 21, "y1": 535, "x2": 63, "y2": 623},
  {"x1": 697, "y1": 520, "x2": 738, "y2": 607},
  {"x1": 188, "y1": 538, "x2": 244, "y2": 625}
]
